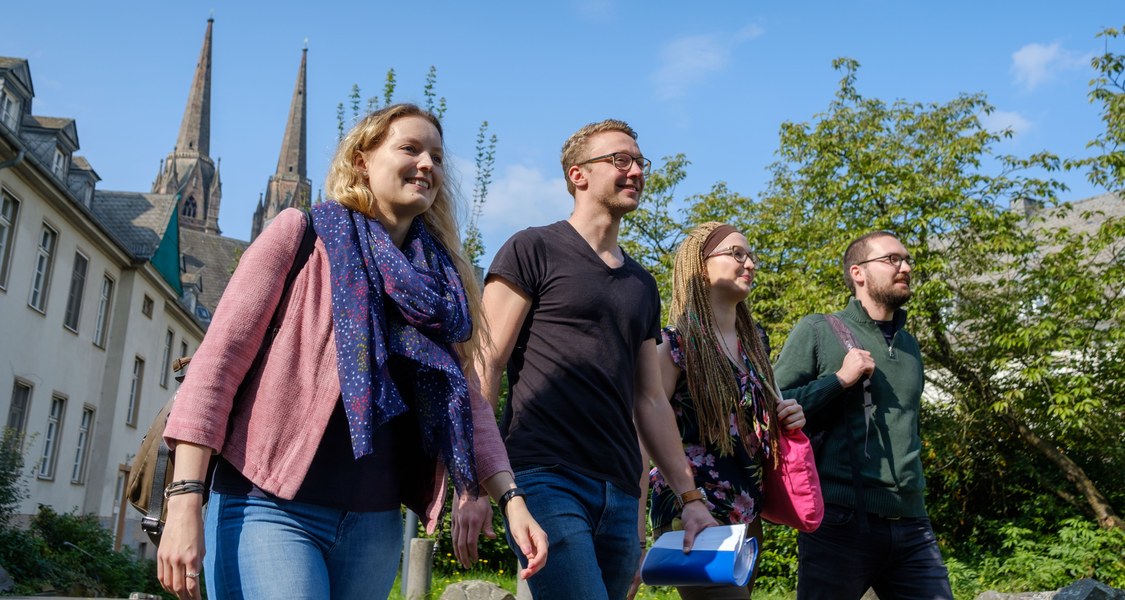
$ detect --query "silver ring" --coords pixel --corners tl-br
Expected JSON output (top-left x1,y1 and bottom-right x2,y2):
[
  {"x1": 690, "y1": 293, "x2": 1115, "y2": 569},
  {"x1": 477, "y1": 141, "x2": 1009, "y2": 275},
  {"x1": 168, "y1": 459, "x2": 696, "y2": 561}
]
[{"x1": 186, "y1": 572, "x2": 200, "y2": 579}]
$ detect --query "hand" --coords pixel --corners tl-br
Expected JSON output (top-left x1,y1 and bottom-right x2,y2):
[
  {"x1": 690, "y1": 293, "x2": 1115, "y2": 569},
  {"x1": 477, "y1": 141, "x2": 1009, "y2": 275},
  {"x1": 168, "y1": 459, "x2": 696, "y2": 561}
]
[
  {"x1": 503, "y1": 497, "x2": 549, "y2": 579},
  {"x1": 776, "y1": 397, "x2": 806, "y2": 431},
  {"x1": 157, "y1": 494, "x2": 206, "y2": 600},
  {"x1": 835, "y1": 348, "x2": 875, "y2": 388},
  {"x1": 451, "y1": 492, "x2": 494, "y2": 569},
  {"x1": 678, "y1": 501, "x2": 720, "y2": 553}
]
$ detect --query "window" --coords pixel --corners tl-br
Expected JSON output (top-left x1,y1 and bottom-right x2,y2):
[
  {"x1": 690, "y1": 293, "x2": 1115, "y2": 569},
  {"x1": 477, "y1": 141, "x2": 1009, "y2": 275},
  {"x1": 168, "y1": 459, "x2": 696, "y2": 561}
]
[
  {"x1": 38, "y1": 395, "x2": 66, "y2": 479},
  {"x1": 182, "y1": 196, "x2": 197, "y2": 219},
  {"x1": 141, "y1": 294, "x2": 153, "y2": 318},
  {"x1": 159, "y1": 329, "x2": 174, "y2": 388},
  {"x1": 126, "y1": 357, "x2": 144, "y2": 427},
  {"x1": 93, "y1": 275, "x2": 114, "y2": 347},
  {"x1": 0, "y1": 191, "x2": 18, "y2": 288},
  {"x1": 28, "y1": 223, "x2": 58, "y2": 312},
  {"x1": 7, "y1": 381, "x2": 31, "y2": 435},
  {"x1": 52, "y1": 147, "x2": 67, "y2": 179},
  {"x1": 63, "y1": 252, "x2": 89, "y2": 332},
  {"x1": 0, "y1": 88, "x2": 19, "y2": 130},
  {"x1": 70, "y1": 406, "x2": 94, "y2": 483}
]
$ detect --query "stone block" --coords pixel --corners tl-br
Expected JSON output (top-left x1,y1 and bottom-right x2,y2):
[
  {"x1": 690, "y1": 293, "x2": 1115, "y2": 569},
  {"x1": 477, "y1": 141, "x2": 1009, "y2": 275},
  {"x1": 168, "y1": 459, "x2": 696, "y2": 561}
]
[{"x1": 439, "y1": 579, "x2": 516, "y2": 600}]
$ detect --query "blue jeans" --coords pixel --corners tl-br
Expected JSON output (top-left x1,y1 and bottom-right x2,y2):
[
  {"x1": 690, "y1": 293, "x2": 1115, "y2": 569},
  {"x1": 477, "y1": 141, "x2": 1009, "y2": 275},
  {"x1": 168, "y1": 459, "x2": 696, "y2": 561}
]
[
  {"x1": 797, "y1": 504, "x2": 953, "y2": 600},
  {"x1": 203, "y1": 491, "x2": 403, "y2": 599},
  {"x1": 505, "y1": 465, "x2": 641, "y2": 600}
]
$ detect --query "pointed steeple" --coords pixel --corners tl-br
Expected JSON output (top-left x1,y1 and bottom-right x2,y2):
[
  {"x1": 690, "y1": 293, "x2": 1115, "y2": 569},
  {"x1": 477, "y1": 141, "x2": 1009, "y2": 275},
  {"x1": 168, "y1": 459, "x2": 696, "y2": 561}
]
[
  {"x1": 276, "y1": 47, "x2": 307, "y2": 181},
  {"x1": 154, "y1": 19, "x2": 222, "y2": 235},
  {"x1": 252, "y1": 46, "x2": 312, "y2": 241},
  {"x1": 176, "y1": 18, "x2": 212, "y2": 157}
]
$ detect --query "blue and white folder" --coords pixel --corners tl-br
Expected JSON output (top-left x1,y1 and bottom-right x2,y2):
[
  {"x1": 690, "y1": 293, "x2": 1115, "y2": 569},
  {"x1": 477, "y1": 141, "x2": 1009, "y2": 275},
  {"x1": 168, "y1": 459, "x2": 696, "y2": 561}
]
[{"x1": 640, "y1": 524, "x2": 759, "y2": 587}]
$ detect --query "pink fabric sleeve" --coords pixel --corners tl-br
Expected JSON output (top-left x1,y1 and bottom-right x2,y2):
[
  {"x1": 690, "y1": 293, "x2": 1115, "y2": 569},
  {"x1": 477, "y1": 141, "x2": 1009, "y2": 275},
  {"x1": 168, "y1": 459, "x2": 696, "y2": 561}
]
[
  {"x1": 468, "y1": 373, "x2": 511, "y2": 484},
  {"x1": 164, "y1": 209, "x2": 308, "y2": 451}
]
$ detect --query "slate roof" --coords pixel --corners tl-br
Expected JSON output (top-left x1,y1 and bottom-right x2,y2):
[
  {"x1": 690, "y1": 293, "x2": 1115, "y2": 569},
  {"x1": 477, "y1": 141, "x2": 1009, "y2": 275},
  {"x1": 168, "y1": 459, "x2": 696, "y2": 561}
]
[
  {"x1": 90, "y1": 190, "x2": 178, "y2": 259},
  {"x1": 1040, "y1": 192, "x2": 1124, "y2": 235},
  {"x1": 180, "y1": 228, "x2": 248, "y2": 315}
]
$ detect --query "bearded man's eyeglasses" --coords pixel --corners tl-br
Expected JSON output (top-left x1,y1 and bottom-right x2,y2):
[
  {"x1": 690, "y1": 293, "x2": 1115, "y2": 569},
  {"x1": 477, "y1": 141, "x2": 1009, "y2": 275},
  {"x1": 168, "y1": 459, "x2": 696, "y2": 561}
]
[
  {"x1": 576, "y1": 152, "x2": 652, "y2": 174},
  {"x1": 856, "y1": 254, "x2": 914, "y2": 269}
]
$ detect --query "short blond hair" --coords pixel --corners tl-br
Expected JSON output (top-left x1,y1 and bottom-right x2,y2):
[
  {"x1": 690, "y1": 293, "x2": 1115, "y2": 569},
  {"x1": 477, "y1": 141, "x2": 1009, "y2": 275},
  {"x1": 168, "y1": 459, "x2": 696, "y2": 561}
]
[{"x1": 559, "y1": 119, "x2": 638, "y2": 196}]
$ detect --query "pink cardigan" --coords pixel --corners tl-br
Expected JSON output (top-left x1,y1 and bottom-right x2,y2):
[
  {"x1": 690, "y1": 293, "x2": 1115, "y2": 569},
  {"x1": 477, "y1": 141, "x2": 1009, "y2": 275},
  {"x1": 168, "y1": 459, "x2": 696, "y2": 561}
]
[{"x1": 165, "y1": 208, "x2": 511, "y2": 532}]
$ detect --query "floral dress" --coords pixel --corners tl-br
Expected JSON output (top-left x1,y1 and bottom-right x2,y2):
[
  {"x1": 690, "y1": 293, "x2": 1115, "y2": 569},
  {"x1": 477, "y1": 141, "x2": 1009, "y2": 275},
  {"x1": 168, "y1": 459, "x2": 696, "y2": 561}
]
[{"x1": 650, "y1": 326, "x2": 773, "y2": 528}]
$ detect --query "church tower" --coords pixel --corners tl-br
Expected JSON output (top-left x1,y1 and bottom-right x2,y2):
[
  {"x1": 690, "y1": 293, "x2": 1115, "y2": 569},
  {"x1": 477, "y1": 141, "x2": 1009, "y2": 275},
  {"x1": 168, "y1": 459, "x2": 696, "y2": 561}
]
[
  {"x1": 152, "y1": 18, "x2": 223, "y2": 235},
  {"x1": 251, "y1": 47, "x2": 311, "y2": 241}
]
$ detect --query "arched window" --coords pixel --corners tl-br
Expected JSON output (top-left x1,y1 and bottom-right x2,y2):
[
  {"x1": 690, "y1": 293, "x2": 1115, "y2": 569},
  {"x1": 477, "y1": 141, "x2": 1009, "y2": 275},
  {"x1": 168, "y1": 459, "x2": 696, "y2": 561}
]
[{"x1": 183, "y1": 196, "x2": 197, "y2": 218}]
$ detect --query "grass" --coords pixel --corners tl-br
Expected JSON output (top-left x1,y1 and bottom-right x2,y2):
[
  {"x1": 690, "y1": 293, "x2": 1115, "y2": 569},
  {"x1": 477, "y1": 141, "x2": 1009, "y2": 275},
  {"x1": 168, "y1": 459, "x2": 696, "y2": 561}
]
[{"x1": 388, "y1": 572, "x2": 796, "y2": 599}]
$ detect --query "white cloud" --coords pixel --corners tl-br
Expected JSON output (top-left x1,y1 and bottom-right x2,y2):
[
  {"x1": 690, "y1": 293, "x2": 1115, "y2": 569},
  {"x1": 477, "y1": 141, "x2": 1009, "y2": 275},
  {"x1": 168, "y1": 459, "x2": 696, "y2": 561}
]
[
  {"x1": 652, "y1": 25, "x2": 764, "y2": 100},
  {"x1": 573, "y1": 0, "x2": 615, "y2": 21},
  {"x1": 979, "y1": 110, "x2": 1032, "y2": 137},
  {"x1": 1011, "y1": 42, "x2": 1091, "y2": 91},
  {"x1": 474, "y1": 164, "x2": 574, "y2": 263}
]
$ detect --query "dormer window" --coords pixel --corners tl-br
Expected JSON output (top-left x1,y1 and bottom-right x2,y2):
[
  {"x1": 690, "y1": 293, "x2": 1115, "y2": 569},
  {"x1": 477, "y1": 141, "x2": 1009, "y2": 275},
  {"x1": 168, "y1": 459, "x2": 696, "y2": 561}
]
[
  {"x1": 52, "y1": 147, "x2": 67, "y2": 179},
  {"x1": 0, "y1": 88, "x2": 19, "y2": 130}
]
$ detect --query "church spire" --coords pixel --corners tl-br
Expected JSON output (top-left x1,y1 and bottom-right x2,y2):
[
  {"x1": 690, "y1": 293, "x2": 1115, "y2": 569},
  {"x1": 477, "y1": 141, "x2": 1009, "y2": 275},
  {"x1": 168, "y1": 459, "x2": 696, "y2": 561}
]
[
  {"x1": 175, "y1": 18, "x2": 213, "y2": 157},
  {"x1": 252, "y1": 46, "x2": 312, "y2": 241},
  {"x1": 275, "y1": 46, "x2": 307, "y2": 180},
  {"x1": 154, "y1": 18, "x2": 221, "y2": 235}
]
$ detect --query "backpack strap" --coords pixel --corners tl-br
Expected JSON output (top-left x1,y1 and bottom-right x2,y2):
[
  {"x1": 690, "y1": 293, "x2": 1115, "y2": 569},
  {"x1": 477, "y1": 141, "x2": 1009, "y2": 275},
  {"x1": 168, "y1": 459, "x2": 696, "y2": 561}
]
[{"x1": 823, "y1": 313, "x2": 874, "y2": 530}]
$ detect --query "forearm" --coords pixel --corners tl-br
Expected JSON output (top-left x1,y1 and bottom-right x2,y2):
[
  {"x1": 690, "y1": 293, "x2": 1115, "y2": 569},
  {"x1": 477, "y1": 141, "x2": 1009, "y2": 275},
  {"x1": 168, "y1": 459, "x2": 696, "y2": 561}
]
[
  {"x1": 169, "y1": 441, "x2": 214, "y2": 482},
  {"x1": 476, "y1": 360, "x2": 505, "y2": 413},
  {"x1": 635, "y1": 398, "x2": 696, "y2": 495}
]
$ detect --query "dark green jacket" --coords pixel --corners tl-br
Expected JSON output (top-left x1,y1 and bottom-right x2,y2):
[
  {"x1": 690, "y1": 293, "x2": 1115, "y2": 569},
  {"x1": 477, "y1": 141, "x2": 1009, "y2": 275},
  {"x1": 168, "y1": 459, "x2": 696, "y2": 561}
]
[{"x1": 772, "y1": 299, "x2": 928, "y2": 518}]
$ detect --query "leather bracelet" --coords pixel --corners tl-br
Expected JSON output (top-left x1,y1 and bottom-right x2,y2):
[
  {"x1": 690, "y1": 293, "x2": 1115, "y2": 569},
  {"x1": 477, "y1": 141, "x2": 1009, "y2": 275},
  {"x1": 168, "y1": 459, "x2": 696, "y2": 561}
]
[
  {"x1": 164, "y1": 479, "x2": 206, "y2": 499},
  {"x1": 498, "y1": 487, "x2": 527, "y2": 518},
  {"x1": 674, "y1": 486, "x2": 707, "y2": 510}
]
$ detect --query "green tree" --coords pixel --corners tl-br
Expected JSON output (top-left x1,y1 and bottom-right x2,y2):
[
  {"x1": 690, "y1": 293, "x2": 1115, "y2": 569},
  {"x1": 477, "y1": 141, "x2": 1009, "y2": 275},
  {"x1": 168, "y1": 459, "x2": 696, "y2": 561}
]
[
  {"x1": 709, "y1": 58, "x2": 1123, "y2": 532},
  {"x1": 464, "y1": 121, "x2": 498, "y2": 267}
]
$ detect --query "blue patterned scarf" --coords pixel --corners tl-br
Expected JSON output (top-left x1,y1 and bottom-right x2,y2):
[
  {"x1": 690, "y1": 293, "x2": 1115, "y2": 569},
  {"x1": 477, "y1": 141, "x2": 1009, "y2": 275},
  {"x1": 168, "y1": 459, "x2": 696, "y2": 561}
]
[{"x1": 311, "y1": 201, "x2": 478, "y2": 494}]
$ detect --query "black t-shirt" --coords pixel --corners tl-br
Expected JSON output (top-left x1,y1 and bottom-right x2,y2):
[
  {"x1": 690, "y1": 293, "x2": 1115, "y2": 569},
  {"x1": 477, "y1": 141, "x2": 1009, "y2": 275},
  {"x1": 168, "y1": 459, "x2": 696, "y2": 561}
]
[{"x1": 488, "y1": 221, "x2": 661, "y2": 497}]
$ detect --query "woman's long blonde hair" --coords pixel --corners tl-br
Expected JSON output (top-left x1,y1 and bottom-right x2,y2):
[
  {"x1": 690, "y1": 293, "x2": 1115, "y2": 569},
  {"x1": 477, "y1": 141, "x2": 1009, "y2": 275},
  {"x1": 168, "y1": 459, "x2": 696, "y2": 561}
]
[
  {"x1": 324, "y1": 103, "x2": 485, "y2": 367},
  {"x1": 670, "y1": 222, "x2": 781, "y2": 461}
]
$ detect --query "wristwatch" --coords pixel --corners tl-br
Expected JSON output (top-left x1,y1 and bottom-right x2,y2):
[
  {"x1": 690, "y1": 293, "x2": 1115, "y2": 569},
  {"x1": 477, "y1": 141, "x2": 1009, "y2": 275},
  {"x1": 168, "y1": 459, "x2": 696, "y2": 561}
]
[
  {"x1": 498, "y1": 487, "x2": 527, "y2": 518},
  {"x1": 674, "y1": 486, "x2": 707, "y2": 510}
]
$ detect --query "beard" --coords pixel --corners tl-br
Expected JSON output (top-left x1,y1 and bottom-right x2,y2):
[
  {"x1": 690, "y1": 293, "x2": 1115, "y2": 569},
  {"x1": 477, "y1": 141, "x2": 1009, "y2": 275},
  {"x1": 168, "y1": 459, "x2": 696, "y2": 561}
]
[{"x1": 868, "y1": 275, "x2": 913, "y2": 309}]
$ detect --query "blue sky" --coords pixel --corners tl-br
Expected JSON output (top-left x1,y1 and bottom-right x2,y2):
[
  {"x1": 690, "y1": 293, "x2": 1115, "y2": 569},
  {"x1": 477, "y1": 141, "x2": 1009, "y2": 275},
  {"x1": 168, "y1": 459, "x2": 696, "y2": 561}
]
[{"x1": 3, "y1": 1, "x2": 1119, "y2": 266}]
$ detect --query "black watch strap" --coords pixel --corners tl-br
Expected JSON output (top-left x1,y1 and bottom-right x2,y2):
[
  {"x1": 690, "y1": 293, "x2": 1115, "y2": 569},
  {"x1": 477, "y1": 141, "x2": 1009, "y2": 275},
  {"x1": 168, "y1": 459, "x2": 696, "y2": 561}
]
[{"x1": 498, "y1": 487, "x2": 527, "y2": 518}]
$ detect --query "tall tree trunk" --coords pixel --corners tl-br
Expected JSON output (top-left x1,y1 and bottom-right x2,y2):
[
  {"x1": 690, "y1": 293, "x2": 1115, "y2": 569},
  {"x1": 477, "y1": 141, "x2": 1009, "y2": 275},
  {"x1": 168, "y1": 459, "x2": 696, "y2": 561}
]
[{"x1": 1002, "y1": 414, "x2": 1124, "y2": 531}]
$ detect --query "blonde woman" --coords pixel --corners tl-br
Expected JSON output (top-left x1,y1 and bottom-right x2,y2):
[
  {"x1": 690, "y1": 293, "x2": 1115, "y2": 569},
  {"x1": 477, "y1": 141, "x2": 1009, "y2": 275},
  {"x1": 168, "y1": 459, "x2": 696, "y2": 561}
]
[
  {"x1": 158, "y1": 104, "x2": 546, "y2": 600},
  {"x1": 649, "y1": 222, "x2": 806, "y2": 599}
]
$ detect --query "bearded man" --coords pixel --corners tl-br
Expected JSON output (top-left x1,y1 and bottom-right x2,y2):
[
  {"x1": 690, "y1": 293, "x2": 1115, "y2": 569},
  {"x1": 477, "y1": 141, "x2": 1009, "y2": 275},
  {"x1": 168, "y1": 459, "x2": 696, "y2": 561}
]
[{"x1": 773, "y1": 231, "x2": 953, "y2": 600}]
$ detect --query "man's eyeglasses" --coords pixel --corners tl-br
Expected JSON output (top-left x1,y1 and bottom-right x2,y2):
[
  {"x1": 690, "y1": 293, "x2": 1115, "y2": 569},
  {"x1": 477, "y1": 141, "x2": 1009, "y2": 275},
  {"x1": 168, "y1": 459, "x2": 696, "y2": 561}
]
[
  {"x1": 708, "y1": 246, "x2": 759, "y2": 265},
  {"x1": 577, "y1": 152, "x2": 652, "y2": 174},
  {"x1": 856, "y1": 254, "x2": 914, "y2": 269}
]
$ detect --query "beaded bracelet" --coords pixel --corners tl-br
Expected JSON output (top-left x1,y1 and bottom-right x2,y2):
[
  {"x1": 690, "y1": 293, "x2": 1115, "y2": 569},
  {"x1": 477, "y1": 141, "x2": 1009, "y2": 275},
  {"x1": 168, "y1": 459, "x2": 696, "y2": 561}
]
[{"x1": 164, "y1": 479, "x2": 206, "y2": 499}]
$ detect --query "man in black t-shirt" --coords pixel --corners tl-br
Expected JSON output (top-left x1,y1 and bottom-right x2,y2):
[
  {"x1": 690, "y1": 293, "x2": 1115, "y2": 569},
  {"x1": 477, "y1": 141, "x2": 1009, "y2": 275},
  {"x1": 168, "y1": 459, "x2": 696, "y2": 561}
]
[{"x1": 451, "y1": 120, "x2": 719, "y2": 600}]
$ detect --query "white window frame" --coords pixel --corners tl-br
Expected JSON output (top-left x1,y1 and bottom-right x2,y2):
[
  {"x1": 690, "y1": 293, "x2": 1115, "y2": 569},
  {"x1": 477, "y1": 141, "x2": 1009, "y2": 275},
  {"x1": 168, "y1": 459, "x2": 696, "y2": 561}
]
[
  {"x1": 52, "y1": 146, "x2": 67, "y2": 179},
  {"x1": 63, "y1": 251, "x2": 89, "y2": 332},
  {"x1": 93, "y1": 274, "x2": 114, "y2": 348},
  {"x1": 0, "y1": 87, "x2": 19, "y2": 130},
  {"x1": 38, "y1": 395, "x2": 66, "y2": 480},
  {"x1": 28, "y1": 222, "x2": 58, "y2": 312},
  {"x1": 159, "y1": 329, "x2": 174, "y2": 388},
  {"x1": 70, "y1": 406, "x2": 94, "y2": 483},
  {"x1": 0, "y1": 191, "x2": 18, "y2": 289},
  {"x1": 126, "y1": 356, "x2": 144, "y2": 427}
]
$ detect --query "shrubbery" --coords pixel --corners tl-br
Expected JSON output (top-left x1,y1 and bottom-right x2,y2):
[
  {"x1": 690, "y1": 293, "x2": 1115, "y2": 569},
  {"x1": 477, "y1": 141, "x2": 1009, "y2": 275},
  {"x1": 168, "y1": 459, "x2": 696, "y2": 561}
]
[{"x1": 0, "y1": 428, "x2": 168, "y2": 597}]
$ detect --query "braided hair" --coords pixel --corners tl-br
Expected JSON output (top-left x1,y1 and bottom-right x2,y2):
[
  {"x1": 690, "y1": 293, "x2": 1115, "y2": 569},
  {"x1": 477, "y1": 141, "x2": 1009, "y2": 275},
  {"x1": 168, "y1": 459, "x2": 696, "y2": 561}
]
[{"x1": 669, "y1": 222, "x2": 782, "y2": 462}]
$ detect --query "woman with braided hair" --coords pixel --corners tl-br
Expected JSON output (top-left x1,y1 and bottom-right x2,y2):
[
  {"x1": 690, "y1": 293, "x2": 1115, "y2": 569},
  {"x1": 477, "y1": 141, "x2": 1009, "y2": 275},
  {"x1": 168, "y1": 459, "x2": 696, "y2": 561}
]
[{"x1": 648, "y1": 222, "x2": 806, "y2": 599}]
